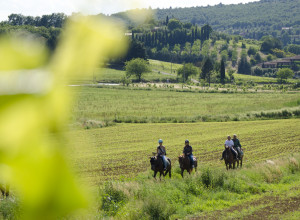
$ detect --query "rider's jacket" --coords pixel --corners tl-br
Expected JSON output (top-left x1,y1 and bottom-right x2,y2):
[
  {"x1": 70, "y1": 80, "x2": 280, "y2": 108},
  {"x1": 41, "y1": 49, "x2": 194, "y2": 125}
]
[
  {"x1": 233, "y1": 138, "x2": 241, "y2": 148},
  {"x1": 183, "y1": 145, "x2": 193, "y2": 155},
  {"x1": 157, "y1": 145, "x2": 166, "y2": 156}
]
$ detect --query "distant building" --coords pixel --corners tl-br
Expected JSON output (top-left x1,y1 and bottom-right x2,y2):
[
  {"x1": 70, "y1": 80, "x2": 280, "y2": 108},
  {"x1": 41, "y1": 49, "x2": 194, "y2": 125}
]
[{"x1": 257, "y1": 55, "x2": 300, "y2": 69}]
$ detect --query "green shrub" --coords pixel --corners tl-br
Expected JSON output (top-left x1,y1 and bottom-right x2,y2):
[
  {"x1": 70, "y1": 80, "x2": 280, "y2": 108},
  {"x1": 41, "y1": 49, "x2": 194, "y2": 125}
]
[
  {"x1": 201, "y1": 168, "x2": 213, "y2": 188},
  {"x1": 288, "y1": 157, "x2": 300, "y2": 174},
  {"x1": 142, "y1": 196, "x2": 176, "y2": 220},
  {"x1": 101, "y1": 182, "x2": 128, "y2": 216}
]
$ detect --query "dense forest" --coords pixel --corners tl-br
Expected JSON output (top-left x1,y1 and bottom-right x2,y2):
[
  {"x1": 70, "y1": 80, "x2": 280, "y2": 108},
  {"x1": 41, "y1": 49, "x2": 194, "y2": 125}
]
[{"x1": 112, "y1": 0, "x2": 300, "y2": 44}]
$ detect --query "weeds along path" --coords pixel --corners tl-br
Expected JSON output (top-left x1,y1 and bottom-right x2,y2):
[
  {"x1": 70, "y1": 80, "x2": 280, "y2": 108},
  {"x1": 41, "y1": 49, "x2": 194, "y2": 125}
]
[
  {"x1": 67, "y1": 119, "x2": 300, "y2": 185},
  {"x1": 194, "y1": 186, "x2": 300, "y2": 220}
]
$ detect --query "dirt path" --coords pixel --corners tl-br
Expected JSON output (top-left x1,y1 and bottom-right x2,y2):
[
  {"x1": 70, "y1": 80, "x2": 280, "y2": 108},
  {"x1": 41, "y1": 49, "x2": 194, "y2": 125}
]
[{"x1": 152, "y1": 69, "x2": 175, "y2": 76}]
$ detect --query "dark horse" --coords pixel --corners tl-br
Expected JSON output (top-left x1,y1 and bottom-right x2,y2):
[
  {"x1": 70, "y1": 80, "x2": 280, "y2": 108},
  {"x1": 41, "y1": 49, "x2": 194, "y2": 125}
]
[
  {"x1": 236, "y1": 147, "x2": 244, "y2": 168},
  {"x1": 224, "y1": 146, "x2": 238, "y2": 170},
  {"x1": 178, "y1": 155, "x2": 197, "y2": 177},
  {"x1": 150, "y1": 156, "x2": 171, "y2": 180},
  {"x1": 0, "y1": 184, "x2": 9, "y2": 198}
]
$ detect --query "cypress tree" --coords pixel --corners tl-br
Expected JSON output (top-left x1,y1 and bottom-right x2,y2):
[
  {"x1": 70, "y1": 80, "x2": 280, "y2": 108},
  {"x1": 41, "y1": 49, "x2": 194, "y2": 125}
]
[
  {"x1": 201, "y1": 57, "x2": 214, "y2": 87},
  {"x1": 220, "y1": 59, "x2": 225, "y2": 84}
]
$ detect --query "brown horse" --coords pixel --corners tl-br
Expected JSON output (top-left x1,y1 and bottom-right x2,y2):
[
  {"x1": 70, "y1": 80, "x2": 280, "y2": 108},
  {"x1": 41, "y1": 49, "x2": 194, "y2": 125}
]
[
  {"x1": 224, "y1": 146, "x2": 237, "y2": 170},
  {"x1": 178, "y1": 155, "x2": 197, "y2": 177},
  {"x1": 150, "y1": 156, "x2": 171, "y2": 180}
]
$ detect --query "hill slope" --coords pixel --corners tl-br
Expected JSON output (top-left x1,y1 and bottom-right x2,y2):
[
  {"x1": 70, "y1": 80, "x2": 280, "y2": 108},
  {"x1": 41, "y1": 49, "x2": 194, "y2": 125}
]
[{"x1": 154, "y1": 0, "x2": 300, "y2": 40}]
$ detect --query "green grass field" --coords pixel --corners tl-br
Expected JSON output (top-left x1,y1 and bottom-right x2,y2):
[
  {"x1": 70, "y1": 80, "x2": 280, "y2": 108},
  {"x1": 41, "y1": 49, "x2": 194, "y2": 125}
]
[
  {"x1": 71, "y1": 86, "x2": 300, "y2": 125},
  {"x1": 68, "y1": 119, "x2": 300, "y2": 185},
  {"x1": 233, "y1": 73, "x2": 278, "y2": 83}
]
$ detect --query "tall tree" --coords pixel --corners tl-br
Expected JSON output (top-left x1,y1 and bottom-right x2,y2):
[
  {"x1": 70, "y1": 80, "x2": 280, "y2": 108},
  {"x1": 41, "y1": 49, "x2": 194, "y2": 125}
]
[
  {"x1": 167, "y1": 19, "x2": 182, "y2": 31},
  {"x1": 125, "y1": 58, "x2": 150, "y2": 82},
  {"x1": 276, "y1": 68, "x2": 294, "y2": 84},
  {"x1": 201, "y1": 57, "x2": 214, "y2": 86},
  {"x1": 177, "y1": 63, "x2": 198, "y2": 82},
  {"x1": 238, "y1": 54, "x2": 251, "y2": 75},
  {"x1": 220, "y1": 59, "x2": 225, "y2": 84}
]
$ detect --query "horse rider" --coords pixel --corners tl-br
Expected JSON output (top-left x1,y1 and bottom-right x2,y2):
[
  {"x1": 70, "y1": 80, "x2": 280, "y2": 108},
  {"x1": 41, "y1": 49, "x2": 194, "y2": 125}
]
[
  {"x1": 232, "y1": 134, "x2": 243, "y2": 159},
  {"x1": 183, "y1": 139, "x2": 194, "y2": 168},
  {"x1": 157, "y1": 139, "x2": 168, "y2": 170},
  {"x1": 220, "y1": 135, "x2": 238, "y2": 160}
]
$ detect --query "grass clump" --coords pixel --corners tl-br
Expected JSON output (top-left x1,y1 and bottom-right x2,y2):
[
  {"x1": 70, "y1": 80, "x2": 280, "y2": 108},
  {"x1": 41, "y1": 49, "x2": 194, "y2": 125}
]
[
  {"x1": 0, "y1": 198, "x2": 21, "y2": 220},
  {"x1": 100, "y1": 182, "x2": 128, "y2": 216}
]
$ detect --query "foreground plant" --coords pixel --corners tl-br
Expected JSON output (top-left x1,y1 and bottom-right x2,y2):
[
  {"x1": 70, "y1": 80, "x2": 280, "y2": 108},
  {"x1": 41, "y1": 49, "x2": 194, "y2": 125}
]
[{"x1": 0, "y1": 15, "x2": 127, "y2": 219}]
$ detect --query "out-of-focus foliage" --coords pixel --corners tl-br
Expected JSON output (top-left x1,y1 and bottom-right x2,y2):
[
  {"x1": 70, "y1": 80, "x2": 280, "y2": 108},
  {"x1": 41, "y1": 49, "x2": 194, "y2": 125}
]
[{"x1": 0, "y1": 15, "x2": 127, "y2": 219}]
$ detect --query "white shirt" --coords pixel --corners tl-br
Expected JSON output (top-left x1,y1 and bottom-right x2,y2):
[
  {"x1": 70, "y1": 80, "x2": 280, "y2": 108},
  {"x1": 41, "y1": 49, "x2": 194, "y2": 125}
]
[{"x1": 225, "y1": 140, "x2": 234, "y2": 148}]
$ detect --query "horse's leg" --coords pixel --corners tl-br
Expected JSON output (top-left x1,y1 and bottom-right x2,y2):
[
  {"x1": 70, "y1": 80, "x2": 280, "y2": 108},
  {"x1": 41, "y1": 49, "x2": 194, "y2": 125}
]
[
  {"x1": 5, "y1": 185, "x2": 9, "y2": 197},
  {"x1": 160, "y1": 172, "x2": 163, "y2": 181},
  {"x1": 169, "y1": 169, "x2": 171, "y2": 178},
  {"x1": 233, "y1": 161, "x2": 236, "y2": 169},
  {"x1": 164, "y1": 169, "x2": 168, "y2": 177},
  {"x1": 153, "y1": 171, "x2": 157, "y2": 179},
  {"x1": 240, "y1": 158, "x2": 243, "y2": 168},
  {"x1": 181, "y1": 169, "x2": 184, "y2": 178}
]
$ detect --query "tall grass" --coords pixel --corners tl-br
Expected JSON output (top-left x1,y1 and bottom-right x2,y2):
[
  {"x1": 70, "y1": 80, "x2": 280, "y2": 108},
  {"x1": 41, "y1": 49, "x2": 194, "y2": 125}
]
[{"x1": 97, "y1": 155, "x2": 300, "y2": 219}]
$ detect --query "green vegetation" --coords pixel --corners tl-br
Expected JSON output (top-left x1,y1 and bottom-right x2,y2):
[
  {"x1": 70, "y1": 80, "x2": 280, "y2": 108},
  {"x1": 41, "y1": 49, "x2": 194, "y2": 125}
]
[
  {"x1": 153, "y1": 0, "x2": 300, "y2": 42},
  {"x1": 177, "y1": 63, "x2": 198, "y2": 82},
  {"x1": 125, "y1": 58, "x2": 151, "y2": 82},
  {"x1": 72, "y1": 86, "x2": 300, "y2": 125},
  {"x1": 96, "y1": 154, "x2": 300, "y2": 219},
  {"x1": 277, "y1": 68, "x2": 295, "y2": 83}
]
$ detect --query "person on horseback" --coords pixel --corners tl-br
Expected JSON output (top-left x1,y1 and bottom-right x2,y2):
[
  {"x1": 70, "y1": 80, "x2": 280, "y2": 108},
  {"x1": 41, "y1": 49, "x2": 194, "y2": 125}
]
[
  {"x1": 232, "y1": 134, "x2": 243, "y2": 159},
  {"x1": 157, "y1": 139, "x2": 168, "y2": 171},
  {"x1": 220, "y1": 135, "x2": 238, "y2": 160},
  {"x1": 183, "y1": 139, "x2": 194, "y2": 168}
]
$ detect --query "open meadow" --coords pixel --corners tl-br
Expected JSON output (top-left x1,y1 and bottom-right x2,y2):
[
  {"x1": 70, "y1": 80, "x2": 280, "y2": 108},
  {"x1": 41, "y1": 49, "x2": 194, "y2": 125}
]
[{"x1": 71, "y1": 86, "x2": 300, "y2": 125}]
